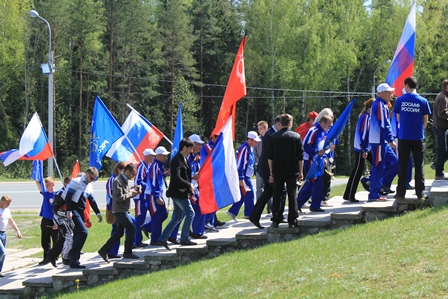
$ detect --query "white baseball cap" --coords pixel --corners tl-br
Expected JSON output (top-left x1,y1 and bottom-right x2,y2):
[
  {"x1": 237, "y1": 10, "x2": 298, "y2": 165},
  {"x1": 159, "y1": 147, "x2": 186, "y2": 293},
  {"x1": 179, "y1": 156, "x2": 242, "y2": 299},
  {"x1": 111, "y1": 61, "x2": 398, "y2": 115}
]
[
  {"x1": 155, "y1": 146, "x2": 170, "y2": 155},
  {"x1": 247, "y1": 131, "x2": 261, "y2": 142},
  {"x1": 377, "y1": 83, "x2": 395, "y2": 93},
  {"x1": 143, "y1": 148, "x2": 156, "y2": 156},
  {"x1": 189, "y1": 134, "x2": 204, "y2": 144}
]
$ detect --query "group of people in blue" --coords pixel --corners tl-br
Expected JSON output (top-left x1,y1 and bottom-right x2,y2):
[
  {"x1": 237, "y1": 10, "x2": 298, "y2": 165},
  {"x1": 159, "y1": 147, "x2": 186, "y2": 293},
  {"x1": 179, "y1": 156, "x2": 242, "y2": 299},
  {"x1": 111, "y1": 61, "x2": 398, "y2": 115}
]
[{"x1": 344, "y1": 76, "x2": 431, "y2": 204}]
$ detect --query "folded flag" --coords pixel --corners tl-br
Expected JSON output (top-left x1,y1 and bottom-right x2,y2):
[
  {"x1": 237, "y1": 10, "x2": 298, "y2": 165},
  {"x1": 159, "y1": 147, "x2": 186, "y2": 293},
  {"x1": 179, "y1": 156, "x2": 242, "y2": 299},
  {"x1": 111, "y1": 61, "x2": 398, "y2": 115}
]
[
  {"x1": 199, "y1": 117, "x2": 239, "y2": 214},
  {"x1": 1, "y1": 113, "x2": 54, "y2": 167},
  {"x1": 171, "y1": 102, "x2": 183, "y2": 157}
]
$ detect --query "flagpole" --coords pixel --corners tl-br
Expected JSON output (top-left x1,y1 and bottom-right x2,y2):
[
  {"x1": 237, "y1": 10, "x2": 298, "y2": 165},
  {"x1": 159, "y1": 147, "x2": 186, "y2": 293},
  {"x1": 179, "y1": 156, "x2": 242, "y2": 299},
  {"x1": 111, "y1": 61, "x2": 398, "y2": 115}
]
[
  {"x1": 126, "y1": 103, "x2": 173, "y2": 145},
  {"x1": 52, "y1": 156, "x2": 63, "y2": 181}
]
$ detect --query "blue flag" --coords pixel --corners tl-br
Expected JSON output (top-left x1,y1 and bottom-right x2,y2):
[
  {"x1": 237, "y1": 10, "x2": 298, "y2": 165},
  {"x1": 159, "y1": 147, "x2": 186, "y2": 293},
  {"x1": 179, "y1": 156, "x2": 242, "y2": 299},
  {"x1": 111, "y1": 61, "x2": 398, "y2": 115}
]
[
  {"x1": 90, "y1": 96, "x2": 125, "y2": 171},
  {"x1": 305, "y1": 98, "x2": 358, "y2": 181},
  {"x1": 30, "y1": 160, "x2": 45, "y2": 191},
  {"x1": 171, "y1": 102, "x2": 183, "y2": 157}
]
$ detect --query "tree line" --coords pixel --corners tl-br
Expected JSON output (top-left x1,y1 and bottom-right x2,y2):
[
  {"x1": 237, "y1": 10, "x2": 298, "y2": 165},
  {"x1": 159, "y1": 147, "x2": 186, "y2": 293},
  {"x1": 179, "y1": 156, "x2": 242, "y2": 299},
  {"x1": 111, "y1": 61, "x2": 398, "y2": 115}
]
[{"x1": 1, "y1": 0, "x2": 447, "y2": 179}]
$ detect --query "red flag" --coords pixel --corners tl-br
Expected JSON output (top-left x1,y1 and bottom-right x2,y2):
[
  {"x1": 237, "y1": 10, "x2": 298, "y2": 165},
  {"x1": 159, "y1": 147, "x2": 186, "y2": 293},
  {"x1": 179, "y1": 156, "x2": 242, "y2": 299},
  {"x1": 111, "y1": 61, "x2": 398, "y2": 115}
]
[
  {"x1": 211, "y1": 36, "x2": 247, "y2": 138},
  {"x1": 71, "y1": 160, "x2": 81, "y2": 179}
]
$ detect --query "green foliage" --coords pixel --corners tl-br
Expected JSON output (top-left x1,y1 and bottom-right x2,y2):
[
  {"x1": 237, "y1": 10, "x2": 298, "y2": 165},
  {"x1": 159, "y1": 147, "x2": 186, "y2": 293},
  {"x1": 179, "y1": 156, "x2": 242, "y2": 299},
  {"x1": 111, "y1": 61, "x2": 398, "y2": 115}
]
[{"x1": 1, "y1": 0, "x2": 446, "y2": 178}]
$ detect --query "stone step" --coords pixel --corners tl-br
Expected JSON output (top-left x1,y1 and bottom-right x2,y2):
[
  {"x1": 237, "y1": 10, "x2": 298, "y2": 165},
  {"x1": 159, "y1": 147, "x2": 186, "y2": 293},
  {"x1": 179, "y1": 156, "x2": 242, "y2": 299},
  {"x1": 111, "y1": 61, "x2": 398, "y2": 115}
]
[
  {"x1": 429, "y1": 179, "x2": 448, "y2": 206},
  {"x1": 113, "y1": 260, "x2": 150, "y2": 270}
]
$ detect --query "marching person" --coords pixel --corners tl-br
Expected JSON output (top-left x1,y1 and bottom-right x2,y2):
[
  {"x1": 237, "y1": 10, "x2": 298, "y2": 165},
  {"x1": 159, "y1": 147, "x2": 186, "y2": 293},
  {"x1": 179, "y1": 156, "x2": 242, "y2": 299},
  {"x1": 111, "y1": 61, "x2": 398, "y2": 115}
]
[
  {"x1": 147, "y1": 146, "x2": 170, "y2": 245},
  {"x1": 44, "y1": 176, "x2": 74, "y2": 267},
  {"x1": 105, "y1": 162, "x2": 137, "y2": 260},
  {"x1": 268, "y1": 113, "x2": 304, "y2": 228},
  {"x1": 187, "y1": 134, "x2": 208, "y2": 239},
  {"x1": 249, "y1": 116, "x2": 282, "y2": 229},
  {"x1": 156, "y1": 138, "x2": 195, "y2": 250},
  {"x1": 64, "y1": 167, "x2": 103, "y2": 268},
  {"x1": 98, "y1": 163, "x2": 142, "y2": 263},
  {"x1": 33, "y1": 168, "x2": 58, "y2": 266},
  {"x1": 343, "y1": 99, "x2": 374, "y2": 202},
  {"x1": 393, "y1": 76, "x2": 431, "y2": 200},
  {"x1": 0, "y1": 195, "x2": 22, "y2": 277},
  {"x1": 296, "y1": 115, "x2": 334, "y2": 213},
  {"x1": 134, "y1": 148, "x2": 155, "y2": 247},
  {"x1": 227, "y1": 131, "x2": 261, "y2": 221},
  {"x1": 368, "y1": 83, "x2": 398, "y2": 202}
]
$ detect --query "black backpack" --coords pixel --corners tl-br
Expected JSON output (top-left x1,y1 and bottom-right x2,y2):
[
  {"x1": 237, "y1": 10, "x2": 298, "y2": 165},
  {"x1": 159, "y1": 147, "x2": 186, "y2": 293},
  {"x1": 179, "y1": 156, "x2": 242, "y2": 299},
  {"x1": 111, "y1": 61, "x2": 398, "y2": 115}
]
[{"x1": 53, "y1": 188, "x2": 66, "y2": 213}]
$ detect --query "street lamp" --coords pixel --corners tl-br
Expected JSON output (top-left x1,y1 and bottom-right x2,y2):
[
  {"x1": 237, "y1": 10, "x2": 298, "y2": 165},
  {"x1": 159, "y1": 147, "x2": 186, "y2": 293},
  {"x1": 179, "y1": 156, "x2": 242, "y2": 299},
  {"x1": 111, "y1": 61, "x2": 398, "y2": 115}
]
[
  {"x1": 372, "y1": 59, "x2": 392, "y2": 98},
  {"x1": 30, "y1": 9, "x2": 54, "y2": 177}
]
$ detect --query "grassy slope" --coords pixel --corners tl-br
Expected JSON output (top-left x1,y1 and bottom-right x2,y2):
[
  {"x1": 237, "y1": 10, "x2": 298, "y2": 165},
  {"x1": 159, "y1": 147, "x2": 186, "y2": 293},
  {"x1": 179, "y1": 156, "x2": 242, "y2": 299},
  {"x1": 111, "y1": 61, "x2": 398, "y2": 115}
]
[{"x1": 42, "y1": 206, "x2": 448, "y2": 299}]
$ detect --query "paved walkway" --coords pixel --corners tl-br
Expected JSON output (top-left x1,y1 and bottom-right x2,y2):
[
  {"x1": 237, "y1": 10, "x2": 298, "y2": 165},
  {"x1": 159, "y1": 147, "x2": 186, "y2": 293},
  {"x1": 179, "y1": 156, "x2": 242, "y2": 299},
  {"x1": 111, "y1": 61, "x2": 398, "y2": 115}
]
[{"x1": 0, "y1": 180, "x2": 431, "y2": 293}]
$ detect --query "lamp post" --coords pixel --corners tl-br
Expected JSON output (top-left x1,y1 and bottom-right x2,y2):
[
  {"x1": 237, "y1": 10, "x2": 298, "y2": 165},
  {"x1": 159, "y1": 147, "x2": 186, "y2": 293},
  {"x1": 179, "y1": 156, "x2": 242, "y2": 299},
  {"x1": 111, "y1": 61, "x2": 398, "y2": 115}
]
[
  {"x1": 30, "y1": 9, "x2": 54, "y2": 177},
  {"x1": 372, "y1": 59, "x2": 392, "y2": 98}
]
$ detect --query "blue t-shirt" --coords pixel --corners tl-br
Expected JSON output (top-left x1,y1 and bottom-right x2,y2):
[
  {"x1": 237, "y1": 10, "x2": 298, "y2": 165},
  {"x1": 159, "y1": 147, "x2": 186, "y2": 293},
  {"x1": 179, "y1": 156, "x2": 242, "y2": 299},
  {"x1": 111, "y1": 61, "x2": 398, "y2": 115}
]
[
  {"x1": 393, "y1": 93, "x2": 431, "y2": 140},
  {"x1": 40, "y1": 190, "x2": 55, "y2": 220}
]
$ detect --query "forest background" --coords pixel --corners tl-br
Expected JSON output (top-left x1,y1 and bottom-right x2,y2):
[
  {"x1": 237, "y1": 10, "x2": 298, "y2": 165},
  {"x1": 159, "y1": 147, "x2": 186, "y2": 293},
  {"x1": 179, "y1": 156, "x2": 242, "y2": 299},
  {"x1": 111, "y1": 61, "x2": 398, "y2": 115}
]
[{"x1": 1, "y1": 0, "x2": 447, "y2": 179}]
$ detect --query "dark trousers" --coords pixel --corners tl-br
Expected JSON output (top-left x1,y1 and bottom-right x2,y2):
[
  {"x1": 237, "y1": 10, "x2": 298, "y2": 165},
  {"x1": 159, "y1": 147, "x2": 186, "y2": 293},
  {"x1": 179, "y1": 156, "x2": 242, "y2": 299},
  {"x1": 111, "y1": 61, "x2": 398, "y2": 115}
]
[
  {"x1": 40, "y1": 218, "x2": 58, "y2": 260},
  {"x1": 250, "y1": 178, "x2": 273, "y2": 222},
  {"x1": 397, "y1": 139, "x2": 425, "y2": 198},
  {"x1": 434, "y1": 127, "x2": 448, "y2": 176},
  {"x1": 272, "y1": 173, "x2": 298, "y2": 224},
  {"x1": 48, "y1": 217, "x2": 73, "y2": 259},
  {"x1": 100, "y1": 212, "x2": 136, "y2": 255},
  {"x1": 69, "y1": 210, "x2": 88, "y2": 266},
  {"x1": 343, "y1": 151, "x2": 372, "y2": 200}
]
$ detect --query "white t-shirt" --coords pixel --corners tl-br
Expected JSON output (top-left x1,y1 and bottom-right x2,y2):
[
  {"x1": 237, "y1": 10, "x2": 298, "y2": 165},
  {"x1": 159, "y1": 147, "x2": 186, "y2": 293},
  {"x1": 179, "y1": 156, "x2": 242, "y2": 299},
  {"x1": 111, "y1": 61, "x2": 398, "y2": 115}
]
[{"x1": 0, "y1": 207, "x2": 11, "y2": 232}]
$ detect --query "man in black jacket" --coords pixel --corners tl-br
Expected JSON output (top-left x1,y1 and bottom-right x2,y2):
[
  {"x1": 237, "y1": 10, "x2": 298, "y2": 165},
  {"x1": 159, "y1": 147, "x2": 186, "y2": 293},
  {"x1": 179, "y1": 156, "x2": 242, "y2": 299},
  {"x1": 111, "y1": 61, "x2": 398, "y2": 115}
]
[
  {"x1": 157, "y1": 138, "x2": 195, "y2": 250},
  {"x1": 249, "y1": 116, "x2": 281, "y2": 229},
  {"x1": 268, "y1": 113, "x2": 304, "y2": 228}
]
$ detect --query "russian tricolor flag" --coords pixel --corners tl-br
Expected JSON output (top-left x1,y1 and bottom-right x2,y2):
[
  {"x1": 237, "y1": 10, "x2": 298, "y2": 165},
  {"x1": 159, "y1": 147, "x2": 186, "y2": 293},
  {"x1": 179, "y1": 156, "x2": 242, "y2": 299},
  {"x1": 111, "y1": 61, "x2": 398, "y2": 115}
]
[
  {"x1": 385, "y1": 2, "x2": 416, "y2": 97},
  {"x1": 106, "y1": 108, "x2": 164, "y2": 164},
  {"x1": 1, "y1": 113, "x2": 54, "y2": 167},
  {"x1": 198, "y1": 117, "x2": 239, "y2": 214}
]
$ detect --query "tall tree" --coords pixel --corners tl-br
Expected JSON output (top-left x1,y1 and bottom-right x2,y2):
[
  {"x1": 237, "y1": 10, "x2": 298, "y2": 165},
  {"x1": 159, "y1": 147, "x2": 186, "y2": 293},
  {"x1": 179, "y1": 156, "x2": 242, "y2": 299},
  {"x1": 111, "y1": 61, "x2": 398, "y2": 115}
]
[{"x1": 157, "y1": 0, "x2": 198, "y2": 139}]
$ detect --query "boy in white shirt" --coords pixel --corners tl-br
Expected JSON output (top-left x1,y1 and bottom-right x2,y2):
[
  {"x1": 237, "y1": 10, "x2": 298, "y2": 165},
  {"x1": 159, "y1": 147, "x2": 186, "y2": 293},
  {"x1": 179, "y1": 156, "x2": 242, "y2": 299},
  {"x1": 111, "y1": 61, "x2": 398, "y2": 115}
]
[{"x1": 0, "y1": 195, "x2": 22, "y2": 277}]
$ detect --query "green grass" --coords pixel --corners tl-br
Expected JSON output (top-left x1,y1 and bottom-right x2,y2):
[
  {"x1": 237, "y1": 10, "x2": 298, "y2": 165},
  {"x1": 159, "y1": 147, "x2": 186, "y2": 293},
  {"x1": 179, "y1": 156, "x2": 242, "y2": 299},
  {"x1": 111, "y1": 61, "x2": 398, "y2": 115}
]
[{"x1": 40, "y1": 206, "x2": 448, "y2": 299}]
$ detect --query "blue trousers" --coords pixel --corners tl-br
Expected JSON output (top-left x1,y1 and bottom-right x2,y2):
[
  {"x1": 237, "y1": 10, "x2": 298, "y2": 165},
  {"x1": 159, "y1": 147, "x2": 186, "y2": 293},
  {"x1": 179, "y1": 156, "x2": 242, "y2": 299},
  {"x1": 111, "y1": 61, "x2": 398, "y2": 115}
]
[
  {"x1": 159, "y1": 197, "x2": 195, "y2": 243},
  {"x1": 108, "y1": 215, "x2": 137, "y2": 256},
  {"x1": 0, "y1": 232, "x2": 6, "y2": 272},
  {"x1": 134, "y1": 198, "x2": 149, "y2": 245},
  {"x1": 228, "y1": 176, "x2": 254, "y2": 217},
  {"x1": 149, "y1": 200, "x2": 168, "y2": 245},
  {"x1": 369, "y1": 144, "x2": 398, "y2": 200},
  {"x1": 191, "y1": 198, "x2": 205, "y2": 235},
  {"x1": 69, "y1": 210, "x2": 88, "y2": 266},
  {"x1": 297, "y1": 160, "x2": 323, "y2": 210},
  {"x1": 99, "y1": 212, "x2": 136, "y2": 255}
]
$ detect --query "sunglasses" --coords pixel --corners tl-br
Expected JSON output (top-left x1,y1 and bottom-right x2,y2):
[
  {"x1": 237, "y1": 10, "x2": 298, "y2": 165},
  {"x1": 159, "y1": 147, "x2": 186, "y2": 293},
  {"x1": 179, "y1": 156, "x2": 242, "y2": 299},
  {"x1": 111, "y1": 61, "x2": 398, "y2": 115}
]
[{"x1": 87, "y1": 173, "x2": 97, "y2": 182}]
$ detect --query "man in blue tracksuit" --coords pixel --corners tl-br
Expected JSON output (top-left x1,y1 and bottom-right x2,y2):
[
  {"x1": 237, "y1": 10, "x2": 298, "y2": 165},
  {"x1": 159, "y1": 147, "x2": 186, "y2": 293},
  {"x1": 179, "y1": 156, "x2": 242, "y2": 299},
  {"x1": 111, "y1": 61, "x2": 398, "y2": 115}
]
[
  {"x1": 187, "y1": 134, "x2": 207, "y2": 239},
  {"x1": 393, "y1": 76, "x2": 431, "y2": 200},
  {"x1": 368, "y1": 83, "x2": 398, "y2": 202},
  {"x1": 147, "y1": 146, "x2": 170, "y2": 245},
  {"x1": 133, "y1": 148, "x2": 155, "y2": 247},
  {"x1": 228, "y1": 131, "x2": 261, "y2": 220},
  {"x1": 296, "y1": 115, "x2": 334, "y2": 212}
]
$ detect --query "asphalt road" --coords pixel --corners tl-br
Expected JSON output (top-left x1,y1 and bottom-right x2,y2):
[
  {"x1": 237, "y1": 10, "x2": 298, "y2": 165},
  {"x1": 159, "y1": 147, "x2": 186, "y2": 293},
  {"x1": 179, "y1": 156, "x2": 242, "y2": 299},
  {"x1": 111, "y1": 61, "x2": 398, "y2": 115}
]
[{"x1": 1, "y1": 177, "x2": 348, "y2": 212}]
